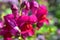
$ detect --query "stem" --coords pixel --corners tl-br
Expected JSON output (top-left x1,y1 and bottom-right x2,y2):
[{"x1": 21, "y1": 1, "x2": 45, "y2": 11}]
[
  {"x1": 33, "y1": 29, "x2": 37, "y2": 40},
  {"x1": 18, "y1": 0, "x2": 22, "y2": 16}
]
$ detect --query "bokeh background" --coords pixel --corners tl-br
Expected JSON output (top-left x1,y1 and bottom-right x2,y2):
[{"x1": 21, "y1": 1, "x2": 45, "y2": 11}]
[{"x1": 0, "y1": 0, "x2": 60, "y2": 40}]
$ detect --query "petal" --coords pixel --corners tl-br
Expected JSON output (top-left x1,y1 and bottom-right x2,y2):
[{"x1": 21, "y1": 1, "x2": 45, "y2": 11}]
[
  {"x1": 0, "y1": 21, "x2": 3, "y2": 28},
  {"x1": 20, "y1": 23, "x2": 34, "y2": 38},
  {"x1": 30, "y1": 1, "x2": 39, "y2": 8},
  {"x1": 11, "y1": 4, "x2": 19, "y2": 18},
  {"x1": 21, "y1": 1, "x2": 30, "y2": 15},
  {"x1": 22, "y1": 9, "x2": 29, "y2": 15},
  {"x1": 17, "y1": 15, "x2": 29, "y2": 27},
  {"x1": 4, "y1": 37, "x2": 13, "y2": 40},
  {"x1": 29, "y1": 15, "x2": 37, "y2": 23},
  {"x1": 4, "y1": 14, "x2": 17, "y2": 28},
  {"x1": 37, "y1": 22, "x2": 43, "y2": 29},
  {"x1": 39, "y1": 5, "x2": 48, "y2": 15},
  {"x1": 18, "y1": 15, "x2": 29, "y2": 22},
  {"x1": 24, "y1": 1, "x2": 30, "y2": 9},
  {"x1": 10, "y1": 29, "x2": 19, "y2": 36},
  {"x1": 44, "y1": 18, "x2": 49, "y2": 25},
  {"x1": 21, "y1": 1, "x2": 30, "y2": 9},
  {"x1": 11, "y1": 4, "x2": 18, "y2": 10}
]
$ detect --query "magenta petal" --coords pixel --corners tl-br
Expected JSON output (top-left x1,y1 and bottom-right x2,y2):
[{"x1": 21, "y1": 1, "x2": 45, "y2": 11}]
[
  {"x1": 36, "y1": 5, "x2": 48, "y2": 18},
  {"x1": 4, "y1": 37, "x2": 13, "y2": 40},
  {"x1": 0, "y1": 21, "x2": 3, "y2": 28},
  {"x1": 28, "y1": 29, "x2": 34, "y2": 36},
  {"x1": 11, "y1": 4, "x2": 19, "y2": 18},
  {"x1": 21, "y1": 32, "x2": 28, "y2": 39},
  {"x1": 10, "y1": 29, "x2": 18, "y2": 36},
  {"x1": 17, "y1": 15, "x2": 29, "y2": 27},
  {"x1": 30, "y1": 1, "x2": 39, "y2": 8},
  {"x1": 23, "y1": 1, "x2": 30, "y2": 9},
  {"x1": 22, "y1": 1, "x2": 30, "y2": 15},
  {"x1": 22, "y1": 9, "x2": 29, "y2": 15},
  {"x1": 37, "y1": 22, "x2": 43, "y2": 28},
  {"x1": 30, "y1": 1, "x2": 39, "y2": 15},
  {"x1": 18, "y1": 15, "x2": 29, "y2": 22},
  {"x1": 44, "y1": 19, "x2": 49, "y2": 25},
  {"x1": 32, "y1": 1, "x2": 39, "y2": 8},
  {"x1": 29, "y1": 15, "x2": 37, "y2": 23},
  {"x1": 39, "y1": 18, "x2": 49, "y2": 25},
  {"x1": 21, "y1": 29, "x2": 34, "y2": 39},
  {"x1": 31, "y1": 7, "x2": 38, "y2": 15},
  {"x1": 11, "y1": 4, "x2": 18, "y2": 10},
  {"x1": 4, "y1": 14, "x2": 17, "y2": 28},
  {"x1": 39, "y1": 5, "x2": 48, "y2": 15}
]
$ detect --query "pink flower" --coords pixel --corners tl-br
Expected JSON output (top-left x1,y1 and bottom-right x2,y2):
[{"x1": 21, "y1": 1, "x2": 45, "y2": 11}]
[
  {"x1": 36, "y1": 5, "x2": 49, "y2": 29},
  {"x1": 17, "y1": 15, "x2": 36, "y2": 39},
  {"x1": 21, "y1": 0, "x2": 39, "y2": 15},
  {"x1": 0, "y1": 0, "x2": 49, "y2": 40},
  {"x1": 0, "y1": 4, "x2": 20, "y2": 40},
  {"x1": 21, "y1": 0, "x2": 49, "y2": 30}
]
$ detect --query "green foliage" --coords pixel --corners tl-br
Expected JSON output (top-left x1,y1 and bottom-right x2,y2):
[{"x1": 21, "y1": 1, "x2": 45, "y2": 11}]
[
  {"x1": 4, "y1": 8, "x2": 12, "y2": 15},
  {"x1": 55, "y1": 10, "x2": 60, "y2": 19},
  {"x1": 26, "y1": 37, "x2": 34, "y2": 40},
  {"x1": 36, "y1": 24, "x2": 49, "y2": 34},
  {"x1": 0, "y1": 36, "x2": 3, "y2": 38}
]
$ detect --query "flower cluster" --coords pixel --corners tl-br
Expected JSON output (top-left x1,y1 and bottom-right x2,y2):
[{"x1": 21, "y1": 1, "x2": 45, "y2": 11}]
[{"x1": 0, "y1": 0, "x2": 49, "y2": 40}]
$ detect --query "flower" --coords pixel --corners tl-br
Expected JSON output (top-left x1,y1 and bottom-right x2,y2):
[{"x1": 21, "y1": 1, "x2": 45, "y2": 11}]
[
  {"x1": 0, "y1": 0, "x2": 49, "y2": 40},
  {"x1": 21, "y1": 1, "x2": 30, "y2": 15},
  {"x1": 21, "y1": 0, "x2": 39, "y2": 15},
  {"x1": 21, "y1": 0, "x2": 49, "y2": 30},
  {"x1": 0, "y1": 4, "x2": 20, "y2": 40},
  {"x1": 36, "y1": 5, "x2": 49, "y2": 29},
  {"x1": 17, "y1": 15, "x2": 35, "y2": 39}
]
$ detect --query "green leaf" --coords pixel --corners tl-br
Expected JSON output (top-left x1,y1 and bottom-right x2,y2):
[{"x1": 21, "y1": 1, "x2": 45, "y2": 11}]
[{"x1": 0, "y1": 36, "x2": 3, "y2": 38}]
